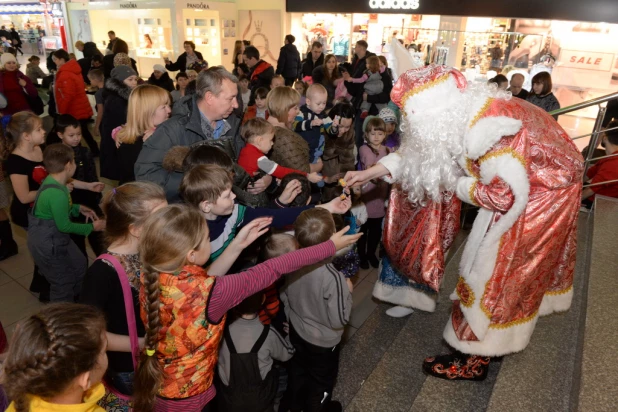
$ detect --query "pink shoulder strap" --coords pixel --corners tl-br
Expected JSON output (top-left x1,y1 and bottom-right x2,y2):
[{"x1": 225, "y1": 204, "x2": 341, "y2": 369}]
[{"x1": 97, "y1": 254, "x2": 140, "y2": 370}]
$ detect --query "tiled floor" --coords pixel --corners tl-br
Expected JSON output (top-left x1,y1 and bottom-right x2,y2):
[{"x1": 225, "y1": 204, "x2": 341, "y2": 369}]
[{"x1": 0, "y1": 225, "x2": 44, "y2": 341}]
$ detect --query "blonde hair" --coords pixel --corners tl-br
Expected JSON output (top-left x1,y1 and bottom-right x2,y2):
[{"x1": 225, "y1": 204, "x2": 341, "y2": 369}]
[
  {"x1": 306, "y1": 83, "x2": 327, "y2": 100},
  {"x1": 367, "y1": 56, "x2": 380, "y2": 73},
  {"x1": 270, "y1": 75, "x2": 285, "y2": 87},
  {"x1": 133, "y1": 204, "x2": 207, "y2": 411},
  {"x1": 117, "y1": 85, "x2": 170, "y2": 144},
  {"x1": 74, "y1": 40, "x2": 85, "y2": 49},
  {"x1": 267, "y1": 86, "x2": 300, "y2": 125}
]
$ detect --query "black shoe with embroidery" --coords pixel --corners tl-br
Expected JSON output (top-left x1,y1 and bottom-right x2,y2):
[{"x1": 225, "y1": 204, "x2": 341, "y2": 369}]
[{"x1": 423, "y1": 352, "x2": 490, "y2": 381}]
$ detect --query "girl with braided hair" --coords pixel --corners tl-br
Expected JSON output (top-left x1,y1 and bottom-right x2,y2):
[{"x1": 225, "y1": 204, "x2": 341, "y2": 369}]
[
  {"x1": 1, "y1": 303, "x2": 108, "y2": 412},
  {"x1": 133, "y1": 204, "x2": 360, "y2": 411}
]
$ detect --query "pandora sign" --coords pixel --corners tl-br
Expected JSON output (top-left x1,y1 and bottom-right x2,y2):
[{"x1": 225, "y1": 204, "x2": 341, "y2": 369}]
[{"x1": 369, "y1": 0, "x2": 420, "y2": 9}]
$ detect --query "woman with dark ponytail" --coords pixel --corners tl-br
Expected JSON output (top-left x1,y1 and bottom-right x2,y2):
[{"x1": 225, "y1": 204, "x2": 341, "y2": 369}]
[{"x1": 2, "y1": 303, "x2": 108, "y2": 412}]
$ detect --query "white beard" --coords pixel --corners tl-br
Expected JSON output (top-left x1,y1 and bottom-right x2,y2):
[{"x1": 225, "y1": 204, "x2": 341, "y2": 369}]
[{"x1": 397, "y1": 94, "x2": 468, "y2": 205}]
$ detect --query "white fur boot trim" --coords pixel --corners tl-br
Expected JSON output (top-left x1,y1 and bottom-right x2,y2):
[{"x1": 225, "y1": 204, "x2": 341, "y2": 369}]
[
  {"x1": 373, "y1": 281, "x2": 437, "y2": 312},
  {"x1": 443, "y1": 312, "x2": 540, "y2": 357},
  {"x1": 386, "y1": 306, "x2": 415, "y2": 318}
]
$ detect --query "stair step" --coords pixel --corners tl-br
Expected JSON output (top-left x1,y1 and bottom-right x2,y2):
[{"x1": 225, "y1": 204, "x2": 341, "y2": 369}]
[
  {"x1": 486, "y1": 212, "x2": 592, "y2": 412},
  {"x1": 578, "y1": 197, "x2": 618, "y2": 412}
]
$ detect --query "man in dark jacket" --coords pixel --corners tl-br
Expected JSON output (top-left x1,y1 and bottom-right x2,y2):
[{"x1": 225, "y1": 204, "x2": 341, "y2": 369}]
[
  {"x1": 136, "y1": 67, "x2": 254, "y2": 201},
  {"x1": 76, "y1": 41, "x2": 103, "y2": 84},
  {"x1": 300, "y1": 41, "x2": 324, "y2": 80},
  {"x1": 276, "y1": 34, "x2": 301, "y2": 86},
  {"x1": 243, "y1": 45, "x2": 274, "y2": 105},
  {"x1": 344, "y1": 40, "x2": 382, "y2": 147}
]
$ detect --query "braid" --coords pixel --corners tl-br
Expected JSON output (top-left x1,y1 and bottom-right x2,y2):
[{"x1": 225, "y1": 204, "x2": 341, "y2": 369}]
[
  {"x1": 133, "y1": 264, "x2": 164, "y2": 411},
  {"x1": 2, "y1": 303, "x2": 105, "y2": 412}
]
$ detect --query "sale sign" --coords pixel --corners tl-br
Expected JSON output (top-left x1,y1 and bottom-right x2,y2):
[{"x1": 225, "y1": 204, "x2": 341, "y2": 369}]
[{"x1": 559, "y1": 50, "x2": 615, "y2": 71}]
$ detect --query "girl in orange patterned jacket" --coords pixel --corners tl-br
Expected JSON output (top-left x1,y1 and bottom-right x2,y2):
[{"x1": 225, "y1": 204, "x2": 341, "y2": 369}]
[{"x1": 133, "y1": 204, "x2": 360, "y2": 411}]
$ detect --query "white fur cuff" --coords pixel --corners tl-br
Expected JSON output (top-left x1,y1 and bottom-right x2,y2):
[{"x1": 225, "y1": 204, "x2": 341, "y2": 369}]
[
  {"x1": 378, "y1": 152, "x2": 402, "y2": 181},
  {"x1": 456, "y1": 176, "x2": 477, "y2": 205}
]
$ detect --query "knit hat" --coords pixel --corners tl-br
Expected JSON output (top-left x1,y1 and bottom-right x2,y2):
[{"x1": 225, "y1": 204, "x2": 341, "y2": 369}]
[
  {"x1": 113, "y1": 52, "x2": 131, "y2": 67},
  {"x1": 111, "y1": 65, "x2": 137, "y2": 82},
  {"x1": 362, "y1": 115, "x2": 380, "y2": 133},
  {"x1": 378, "y1": 107, "x2": 397, "y2": 124},
  {"x1": 1, "y1": 53, "x2": 17, "y2": 67},
  {"x1": 153, "y1": 64, "x2": 166, "y2": 73}
]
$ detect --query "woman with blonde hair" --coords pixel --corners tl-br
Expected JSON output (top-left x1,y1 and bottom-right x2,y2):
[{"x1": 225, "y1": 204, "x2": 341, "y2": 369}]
[
  {"x1": 266, "y1": 86, "x2": 311, "y2": 175},
  {"x1": 116, "y1": 84, "x2": 171, "y2": 184}
]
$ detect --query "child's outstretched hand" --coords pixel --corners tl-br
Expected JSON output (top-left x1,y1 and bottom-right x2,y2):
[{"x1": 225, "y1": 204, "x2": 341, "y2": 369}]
[
  {"x1": 317, "y1": 195, "x2": 351, "y2": 214},
  {"x1": 79, "y1": 205, "x2": 99, "y2": 222},
  {"x1": 232, "y1": 217, "x2": 273, "y2": 249},
  {"x1": 88, "y1": 182, "x2": 105, "y2": 193},
  {"x1": 307, "y1": 172, "x2": 323, "y2": 183},
  {"x1": 278, "y1": 179, "x2": 302, "y2": 205},
  {"x1": 311, "y1": 118, "x2": 323, "y2": 127},
  {"x1": 330, "y1": 225, "x2": 362, "y2": 251}
]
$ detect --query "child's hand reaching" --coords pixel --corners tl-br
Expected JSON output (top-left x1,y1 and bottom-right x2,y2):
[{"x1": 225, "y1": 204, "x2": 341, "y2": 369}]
[
  {"x1": 278, "y1": 179, "x2": 302, "y2": 205},
  {"x1": 330, "y1": 225, "x2": 362, "y2": 251},
  {"x1": 79, "y1": 205, "x2": 99, "y2": 222},
  {"x1": 231, "y1": 217, "x2": 273, "y2": 250},
  {"x1": 317, "y1": 195, "x2": 352, "y2": 214},
  {"x1": 307, "y1": 172, "x2": 323, "y2": 183},
  {"x1": 311, "y1": 118, "x2": 323, "y2": 127},
  {"x1": 88, "y1": 182, "x2": 105, "y2": 193},
  {"x1": 323, "y1": 173, "x2": 343, "y2": 184}
]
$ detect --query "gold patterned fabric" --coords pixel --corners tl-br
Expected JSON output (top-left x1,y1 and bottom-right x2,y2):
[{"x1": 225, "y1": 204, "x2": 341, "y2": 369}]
[{"x1": 453, "y1": 98, "x2": 583, "y2": 346}]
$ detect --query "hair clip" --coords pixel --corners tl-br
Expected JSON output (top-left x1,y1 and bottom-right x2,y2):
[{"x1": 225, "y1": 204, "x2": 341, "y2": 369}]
[{"x1": 146, "y1": 348, "x2": 155, "y2": 357}]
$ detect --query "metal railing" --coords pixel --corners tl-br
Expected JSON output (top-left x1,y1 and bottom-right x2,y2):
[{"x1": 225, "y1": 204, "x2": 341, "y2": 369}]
[{"x1": 549, "y1": 91, "x2": 618, "y2": 189}]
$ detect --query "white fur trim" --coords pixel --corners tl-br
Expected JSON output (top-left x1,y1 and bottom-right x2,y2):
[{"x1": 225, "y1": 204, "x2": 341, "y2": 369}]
[
  {"x1": 378, "y1": 152, "x2": 402, "y2": 181},
  {"x1": 404, "y1": 76, "x2": 464, "y2": 117},
  {"x1": 456, "y1": 176, "x2": 477, "y2": 205},
  {"x1": 465, "y1": 117, "x2": 522, "y2": 160},
  {"x1": 457, "y1": 153, "x2": 530, "y2": 340},
  {"x1": 443, "y1": 312, "x2": 539, "y2": 357},
  {"x1": 538, "y1": 288, "x2": 573, "y2": 316},
  {"x1": 373, "y1": 281, "x2": 437, "y2": 312}
]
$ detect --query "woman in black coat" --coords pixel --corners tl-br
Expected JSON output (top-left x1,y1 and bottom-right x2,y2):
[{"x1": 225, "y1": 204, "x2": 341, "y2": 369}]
[
  {"x1": 164, "y1": 41, "x2": 204, "y2": 72},
  {"x1": 100, "y1": 66, "x2": 138, "y2": 180},
  {"x1": 147, "y1": 65, "x2": 175, "y2": 92}
]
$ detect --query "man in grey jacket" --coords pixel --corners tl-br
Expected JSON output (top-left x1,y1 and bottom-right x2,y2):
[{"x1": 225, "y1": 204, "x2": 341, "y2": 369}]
[{"x1": 135, "y1": 66, "x2": 271, "y2": 201}]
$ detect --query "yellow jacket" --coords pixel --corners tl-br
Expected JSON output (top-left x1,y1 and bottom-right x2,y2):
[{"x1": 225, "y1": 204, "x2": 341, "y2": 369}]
[{"x1": 6, "y1": 383, "x2": 105, "y2": 412}]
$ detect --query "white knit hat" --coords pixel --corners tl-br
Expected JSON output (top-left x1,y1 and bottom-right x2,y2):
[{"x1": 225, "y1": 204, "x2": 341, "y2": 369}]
[
  {"x1": 153, "y1": 64, "x2": 166, "y2": 73},
  {"x1": 1, "y1": 53, "x2": 17, "y2": 67}
]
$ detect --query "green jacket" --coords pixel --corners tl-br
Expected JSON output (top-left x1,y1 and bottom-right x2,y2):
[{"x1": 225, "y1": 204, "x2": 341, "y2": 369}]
[{"x1": 34, "y1": 176, "x2": 93, "y2": 236}]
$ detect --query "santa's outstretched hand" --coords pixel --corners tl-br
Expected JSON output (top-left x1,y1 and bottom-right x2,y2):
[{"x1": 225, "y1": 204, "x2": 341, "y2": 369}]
[{"x1": 343, "y1": 164, "x2": 390, "y2": 188}]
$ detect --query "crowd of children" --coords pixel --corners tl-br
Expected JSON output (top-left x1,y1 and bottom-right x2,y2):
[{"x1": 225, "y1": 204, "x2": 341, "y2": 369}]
[{"x1": 0, "y1": 39, "x2": 409, "y2": 411}]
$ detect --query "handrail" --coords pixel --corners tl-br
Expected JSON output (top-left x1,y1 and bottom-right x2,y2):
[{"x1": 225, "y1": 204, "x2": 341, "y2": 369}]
[{"x1": 550, "y1": 91, "x2": 618, "y2": 117}]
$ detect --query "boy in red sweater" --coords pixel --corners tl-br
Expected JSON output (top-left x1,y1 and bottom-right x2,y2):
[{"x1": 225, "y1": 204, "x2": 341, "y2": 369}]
[{"x1": 238, "y1": 118, "x2": 322, "y2": 183}]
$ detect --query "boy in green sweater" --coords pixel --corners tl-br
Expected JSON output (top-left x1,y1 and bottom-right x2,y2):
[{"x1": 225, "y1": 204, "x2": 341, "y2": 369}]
[{"x1": 27, "y1": 144, "x2": 106, "y2": 302}]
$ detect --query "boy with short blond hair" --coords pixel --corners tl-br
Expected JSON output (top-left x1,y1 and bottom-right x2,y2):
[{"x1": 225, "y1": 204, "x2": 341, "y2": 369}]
[
  {"x1": 87, "y1": 69, "x2": 105, "y2": 136},
  {"x1": 237, "y1": 118, "x2": 322, "y2": 183}
]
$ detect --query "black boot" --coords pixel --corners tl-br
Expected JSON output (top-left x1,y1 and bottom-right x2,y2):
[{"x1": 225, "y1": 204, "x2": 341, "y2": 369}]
[
  {"x1": 0, "y1": 220, "x2": 18, "y2": 261},
  {"x1": 423, "y1": 352, "x2": 490, "y2": 381}
]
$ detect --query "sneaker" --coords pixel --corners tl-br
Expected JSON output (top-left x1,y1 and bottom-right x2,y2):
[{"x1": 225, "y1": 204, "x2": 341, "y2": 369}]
[
  {"x1": 360, "y1": 259, "x2": 369, "y2": 270},
  {"x1": 423, "y1": 352, "x2": 490, "y2": 381}
]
